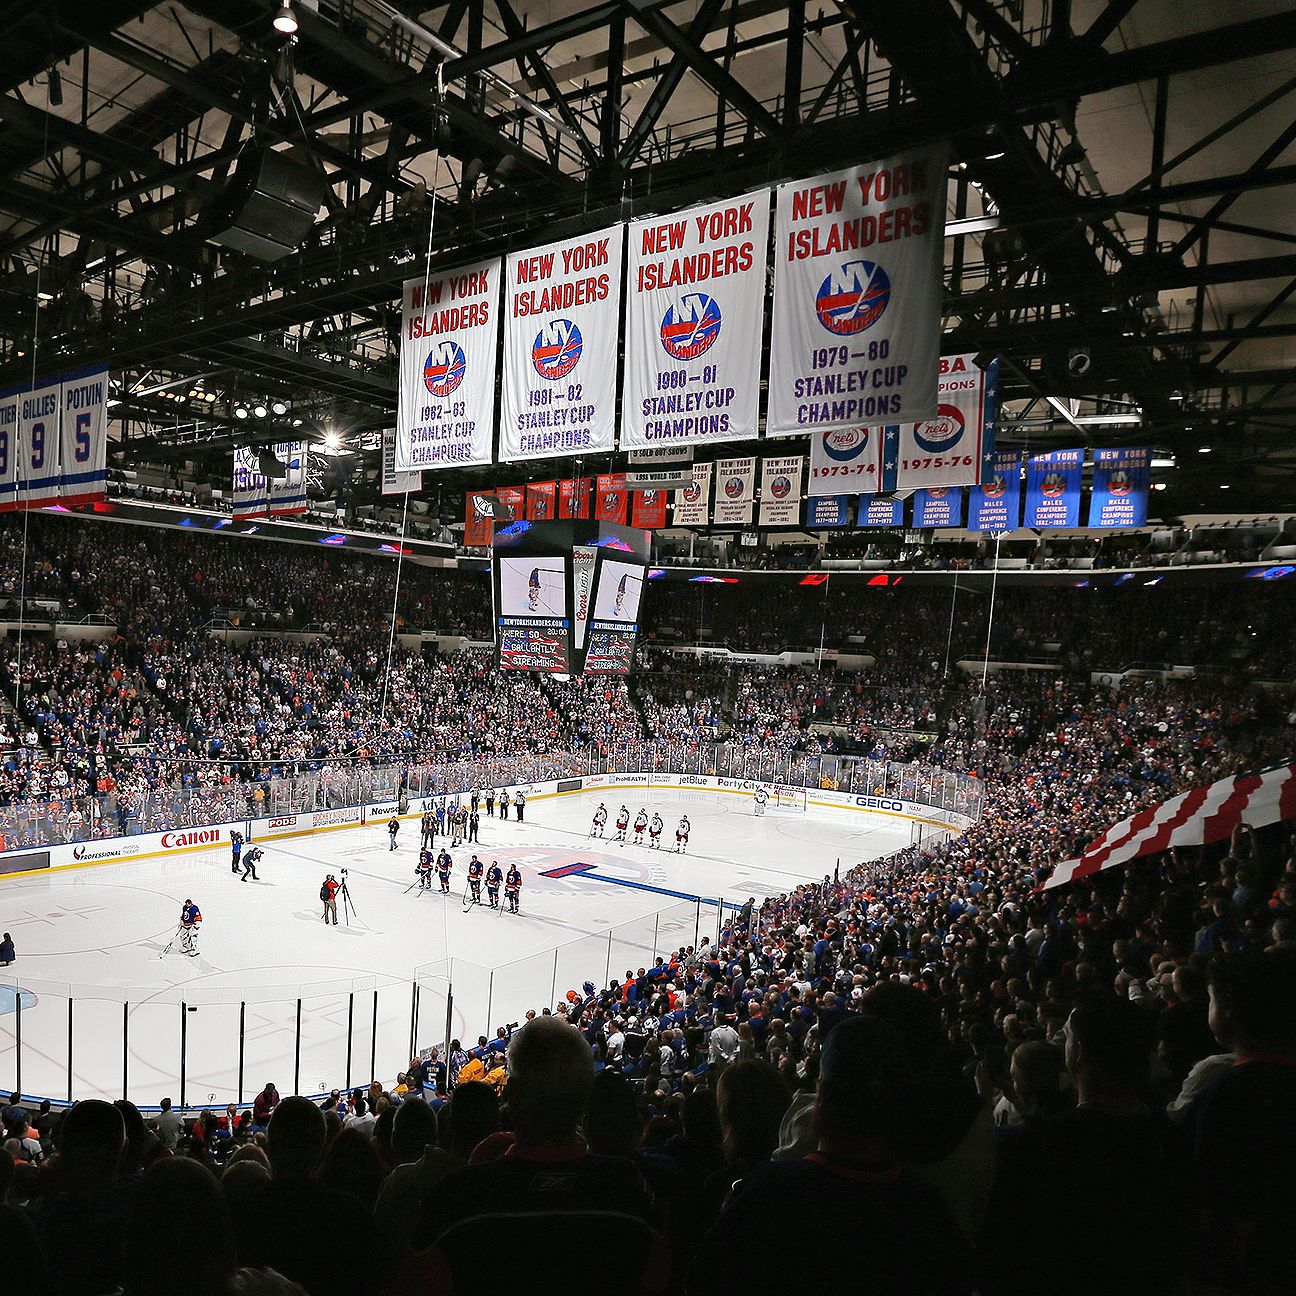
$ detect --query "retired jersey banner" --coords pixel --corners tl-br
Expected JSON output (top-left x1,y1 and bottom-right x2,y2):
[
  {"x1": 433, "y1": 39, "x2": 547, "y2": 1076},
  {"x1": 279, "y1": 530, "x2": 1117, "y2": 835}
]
[
  {"x1": 501, "y1": 225, "x2": 623, "y2": 462},
  {"x1": 768, "y1": 144, "x2": 948, "y2": 437},
  {"x1": 1025, "y1": 448, "x2": 1083, "y2": 528},
  {"x1": 396, "y1": 259, "x2": 499, "y2": 471},
  {"x1": 58, "y1": 365, "x2": 109, "y2": 506},
  {"x1": 381, "y1": 427, "x2": 422, "y2": 496},
  {"x1": 857, "y1": 495, "x2": 904, "y2": 528},
  {"x1": 805, "y1": 494, "x2": 851, "y2": 528},
  {"x1": 494, "y1": 485, "x2": 526, "y2": 521},
  {"x1": 595, "y1": 473, "x2": 628, "y2": 523},
  {"x1": 558, "y1": 477, "x2": 591, "y2": 519},
  {"x1": 913, "y1": 486, "x2": 963, "y2": 528},
  {"x1": 232, "y1": 442, "x2": 307, "y2": 520},
  {"x1": 526, "y1": 480, "x2": 557, "y2": 521},
  {"x1": 968, "y1": 451, "x2": 1021, "y2": 532},
  {"x1": 673, "y1": 462, "x2": 712, "y2": 527},
  {"x1": 631, "y1": 488, "x2": 668, "y2": 529},
  {"x1": 17, "y1": 377, "x2": 62, "y2": 508},
  {"x1": 0, "y1": 386, "x2": 18, "y2": 512},
  {"x1": 622, "y1": 191, "x2": 769, "y2": 449},
  {"x1": 464, "y1": 492, "x2": 495, "y2": 547},
  {"x1": 759, "y1": 455, "x2": 803, "y2": 526},
  {"x1": 1089, "y1": 446, "x2": 1151, "y2": 528},
  {"x1": 713, "y1": 457, "x2": 756, "y2": 525},
  {"x1": 808, "y1": 425, "x2": 883, "y2": 497},
  {"x1": 894, "y1": 354, "x2": 997, "y2": 489}
]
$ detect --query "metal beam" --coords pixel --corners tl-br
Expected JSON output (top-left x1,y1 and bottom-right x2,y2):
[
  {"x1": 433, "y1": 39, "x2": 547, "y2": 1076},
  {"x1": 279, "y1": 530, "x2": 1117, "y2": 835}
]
[{"x1": 1084, "y1": 0, "x2": 1143, "y2": 47}]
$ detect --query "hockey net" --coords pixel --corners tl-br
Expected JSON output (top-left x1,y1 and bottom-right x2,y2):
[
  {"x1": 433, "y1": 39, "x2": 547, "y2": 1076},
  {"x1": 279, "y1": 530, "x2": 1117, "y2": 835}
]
[{"x1": 770, "y1": 784, "x2": 808, "y2": 813}]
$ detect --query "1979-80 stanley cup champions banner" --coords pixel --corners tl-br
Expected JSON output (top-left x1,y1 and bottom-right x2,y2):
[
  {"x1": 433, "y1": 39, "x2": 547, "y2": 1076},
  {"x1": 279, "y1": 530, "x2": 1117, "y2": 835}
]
[
  {"x1": 768, "y1": 144, "x2": 947, "y2": 436},
  {"x1": 397, "y1": 259, "x2": 500, "y2": 471}
]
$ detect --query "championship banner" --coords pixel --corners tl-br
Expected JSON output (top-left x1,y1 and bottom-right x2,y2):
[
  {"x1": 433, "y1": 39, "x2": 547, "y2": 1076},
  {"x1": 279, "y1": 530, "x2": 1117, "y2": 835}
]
[
  {"x1": 1089, "y1": 446, "x2": 1151, "y2": 528},
  {"x1": 0, "y1": 386, "x2": 18, "y2": 512},
  {"x1": 768, "y1": 143, "x2": 948, "y2": 436},
  {"x1": 713, "y1": 457, "x2": 756, "y2": 525},
  {"x1": 232, "y1": 442, "x2": 308, "y2": 520},
  {"x1": 464, "y1": 492, "x2": 495, "y2": 547},
  {"x1": 558, "y1": 477, "x2": 591, "y2": 519},
  {"x1": 622, "y1": 190, "x2": 769, "y2": 449},
  {"x1": 381, "y1": 427, "x2": 422, "y2": 496},
  {"x1": 595, "y1": 472, "x2": 628, "y2": 523},
  {"x1": 17, "y1": 377, "x2": 62, "y2": 508},
  {"x1": 495, "y1": 485, "x2": 526, "y2": 521},
  {"x1": 968, "y1": 451, "x2": 1020, "y2": 532},
  {"x1": 672, "y1": 462, "x2": 712, "y2": 527},
  {"x1": 893, "y1": 354, "x2": 997, "y2": 489},
  {"x1": 808, "y1": 425, "x2": 882, "y2": 497},
  {"x1": 857, "y1": 495, "x2": 904, "y2": 527},
  {"x1": 805, "y1": 494, "x2": 851, "y2": 528},
  {"x1": 759, "y1": 455, "x2": 803, "y2": 526},
  {"x1": 501, "y1": 225, "x2": 623, "y2": 462},
  {"x1": 631, "y1": 488, "x2": 668, "y2": 529},
  {"x1": 396, "y1": 258, "x2": 500, "y2": 471},
  {"x1": 1025, "y1": 448, "x2": 1084, "y2": 528},
  {"x1": 913, "y1": 486, "x2": 963, "y2": 528},
  {"x1": 526, "y1": 480, "x2": 557, "y2": 521},
  {"x1": 58, "y1": 364, "x2": 109, "y2": 506}
]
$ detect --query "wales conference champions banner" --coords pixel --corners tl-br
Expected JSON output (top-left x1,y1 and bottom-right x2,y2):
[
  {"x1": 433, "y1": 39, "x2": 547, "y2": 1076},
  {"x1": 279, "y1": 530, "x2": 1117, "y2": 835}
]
[
  {"x1": 1089, "y1": 447, "x2": 1151, "y2": 528},
  {"x1": 1025, "y1": 448, "x2": 1084, "y2": 528}
]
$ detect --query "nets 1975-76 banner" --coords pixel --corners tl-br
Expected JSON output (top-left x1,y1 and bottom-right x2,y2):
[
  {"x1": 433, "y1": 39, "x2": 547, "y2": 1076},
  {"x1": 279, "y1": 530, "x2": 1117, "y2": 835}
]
[
  {"x1": 501, "y1": 225, "x2": 623, "y2": 463},
  {"x1": 892, "y1": 354, "x2": 997, "y2": 490},
  {"x1": 622, "y1": 192, "x2": 769, "y2": 450},
  {"x1": 768, "y1": 144, "x2": 947, "y2": 437},
  {"x1": 397, "y1": 259, "x2": 499, "y2": 471}
]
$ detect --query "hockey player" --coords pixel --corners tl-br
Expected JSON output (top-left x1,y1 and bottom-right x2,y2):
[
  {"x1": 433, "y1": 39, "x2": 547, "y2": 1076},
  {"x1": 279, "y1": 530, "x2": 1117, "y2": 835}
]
[
  {"x1": 753, "y1": 786, "x2": 769, "y2": 817},
  {"x1": 514, "y1": 789, "x2": 526, "y2": 822},
  {"x1": 230, "y1": 830, "x2": 244, "y2": 875},
  {"x1": 467, "y1": 855, "x2": 484, "y2": 905},
  {"x1": 498, "y1": 789, "x2": 511, "y2": 819},
  {"x1": 649, "y1": 812, "x2": 664, "y2": 850},
  {"x1": 485, "y1": 861, "x2": 503, "y2": 909},
  {"x1": 675, "y1": 815, "x2": 691, "y2": 854},
  {"x1": 241, "y1": 845, "x2": 263, "y2": 881},
  {"x1": 504, "y1": 864, "x2": 522, "y2": 914},
  {"x1": 387, "y1": 816, "x2": 400, "y2": 852},
  {"x1": 437, "y1": 848, "x2": 453, "y2": 894},
  {"x1": 614, "y1": 805, "x2": 630, "y2": 843},
  {"x1": 591, "y1": 803, "x2": 608, "y2": 837},
  {"x1": 417, "y1": 848, "x2": 434, "y2": 892},
  {"x1": 633, "y1": 808, "x2": 648, "y2": 845},
  {"x1": 180, "y1": 898, "x2": 202, "y2": 957}
]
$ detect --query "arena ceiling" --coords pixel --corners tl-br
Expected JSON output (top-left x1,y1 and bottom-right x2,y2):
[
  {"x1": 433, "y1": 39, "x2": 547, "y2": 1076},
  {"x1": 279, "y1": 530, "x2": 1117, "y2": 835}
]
[{"x1": 0, "y1": 0, "x2": 1293, "y2": 512}]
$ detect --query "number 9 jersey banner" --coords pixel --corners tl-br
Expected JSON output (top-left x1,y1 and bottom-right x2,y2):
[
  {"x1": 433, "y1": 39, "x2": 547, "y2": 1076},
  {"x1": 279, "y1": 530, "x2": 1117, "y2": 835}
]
[
  {"x1": 396, "y1": 259, "x2": 500, "y2": 471},
  {"x1": 621, "y1": 192, "x2": 769, "y2": 450},
  {"x1": 768, "y1": 144, "x2": 948, "y2": 436}
]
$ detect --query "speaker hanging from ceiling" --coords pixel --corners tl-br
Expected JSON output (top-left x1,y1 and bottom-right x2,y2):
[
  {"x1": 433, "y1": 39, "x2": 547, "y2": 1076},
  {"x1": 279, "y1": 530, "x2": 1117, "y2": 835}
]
[{"x1": 205, "y1": 147, "x2": 325, "y2": 262}]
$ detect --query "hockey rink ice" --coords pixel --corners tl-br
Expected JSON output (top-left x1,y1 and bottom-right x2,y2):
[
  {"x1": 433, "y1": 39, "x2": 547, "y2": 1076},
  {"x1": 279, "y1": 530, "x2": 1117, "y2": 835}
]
[{"x1": 0, "y1": 789, "x2": 914, "y2": 1106}]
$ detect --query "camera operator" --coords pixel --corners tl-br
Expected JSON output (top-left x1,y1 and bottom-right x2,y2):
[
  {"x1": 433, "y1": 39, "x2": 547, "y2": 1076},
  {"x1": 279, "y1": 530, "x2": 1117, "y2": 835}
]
[{"x1": 320, "y1": 873, "x2": 340, "y2": 925}]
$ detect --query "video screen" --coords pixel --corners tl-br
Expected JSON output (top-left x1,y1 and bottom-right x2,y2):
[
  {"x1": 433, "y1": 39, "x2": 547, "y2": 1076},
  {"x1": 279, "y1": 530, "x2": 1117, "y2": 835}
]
[
  {"x1": 496, "y1": 554, "x2": 572, "y2": 673},
  {"x1": 498, "y1": 556, "x2": 568, "y2": 620},
  {"x1": 591, "y1": 559, "x2": 644, "y2": 625}
]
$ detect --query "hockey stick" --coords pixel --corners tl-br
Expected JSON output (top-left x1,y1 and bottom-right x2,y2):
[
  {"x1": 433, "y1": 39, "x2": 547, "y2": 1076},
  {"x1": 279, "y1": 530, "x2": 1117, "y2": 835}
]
[{"x1": 159, "y1": 924, "x2": 183, "y2": 958}]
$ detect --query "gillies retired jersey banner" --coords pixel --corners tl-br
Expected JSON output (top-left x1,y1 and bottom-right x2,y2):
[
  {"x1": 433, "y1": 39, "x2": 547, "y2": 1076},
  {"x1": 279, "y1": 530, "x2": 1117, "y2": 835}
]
[
  {"x1": 397, "y1": 259, "x2": 499, "y2": 471},
  {"x1": 622, "y1": 191, "x2": 769, "y2": 450},
  {"x1": 768, "y1": 144, "x2": 948, "y2": 437},
  {"x1": 502, "y1": 225, "x2": 623, "y2": 462}
]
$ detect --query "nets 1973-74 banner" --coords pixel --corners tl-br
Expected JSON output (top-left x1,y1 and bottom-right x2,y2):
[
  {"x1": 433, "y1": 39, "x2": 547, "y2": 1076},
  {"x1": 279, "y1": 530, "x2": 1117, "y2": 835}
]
[
  {"x1": 501, "y1": 225, "x2": 623, "y2": 462},
  {"x1": 768, "y1": 144, "x2": 948, "y2": 437},
  {"x1": 397, "y1": 259, "x2": 499, "y2": 471},
  {"x1": 622, "y1": 191, "x2": 769, "y2": 450}
]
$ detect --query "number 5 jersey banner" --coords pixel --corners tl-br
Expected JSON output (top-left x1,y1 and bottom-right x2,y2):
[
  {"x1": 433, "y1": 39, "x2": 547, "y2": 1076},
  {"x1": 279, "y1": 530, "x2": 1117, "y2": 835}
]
[
  {"x1": 622, "y1": 191, "x2": 769, "y2": 450},
  {"x1": 397, "y1": 259, "x2": 499, "y2": 471},
  {"x1": 501, "y1": 225, "x2": 623, "y2": 462},
  {"x1": 768, "y1": 144, "x2": 948, "y2": 437},
  {"x1": 1025, "y1": 448, "x2": 1084, "y2": 528},
  {"x1": 1089, "y1": 446, "x2": 1151, "y2": 528}
]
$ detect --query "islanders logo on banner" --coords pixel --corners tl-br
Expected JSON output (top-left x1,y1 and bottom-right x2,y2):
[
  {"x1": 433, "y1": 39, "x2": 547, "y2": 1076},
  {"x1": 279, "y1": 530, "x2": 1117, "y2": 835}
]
[
  {"x1": 926, "y1": 486, "x2": 948, "y2": 499},
  {"x1": 724, "y1": 475, "x2": 747, "y2": 500},
  {"x1": 1041, "y1": 471, "x2": 1068, "y2": 499},
  {"x1": 660, "y1": 293, "x2": 722, "y2": 360},
  {"x1": 423, "y1": 340, "x2": 466, "y2": 396},
  {"x1": 603, "y1": 492, "x2": 620, "y2": 513},
  {"x1": 532, "y1": 319, "x2": 583, "y2": 381},
  {"x1": 770, "y1": 475, "x2": 792, "y2": 500},
  {"x1": 1107, "y1": 470, "x2": 1133, "y2": 497},
  {"x1": 821, "y1": 427, "x2": 870, "y2": 463},
  {"x1": 914, "y1": 403, "x2": 965, "y2": 454},
  {"x1": 815, "y1": 260, "x2": 891, "y2": 335},
  {"x1": 982, "y1": 474, "x2": 1007, "y2": 500},
  {"x1": 682, "y1": 481, "x2": 703, "y2": 503}
]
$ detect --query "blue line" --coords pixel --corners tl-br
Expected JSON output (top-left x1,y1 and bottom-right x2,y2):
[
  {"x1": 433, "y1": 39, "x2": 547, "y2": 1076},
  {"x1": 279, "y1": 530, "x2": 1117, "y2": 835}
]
[{"x1": 581, "y1": 870, "x2": 739, "y2": 911}]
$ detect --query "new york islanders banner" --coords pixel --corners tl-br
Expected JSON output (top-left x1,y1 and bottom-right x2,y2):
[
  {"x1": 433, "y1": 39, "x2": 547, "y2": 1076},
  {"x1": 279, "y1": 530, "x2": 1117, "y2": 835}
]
[
  {"x1": 913, "y1": 486, "x2": 963, "y2": 528},
  {"x1": 558, "y1": 477, "x2": 591, "y2": 519},
  {"x1": 501, "y1": 225, "x2": 623, "y2": 462},
  {"x1": 768, "y1": 144, "x2": 948, "y2": 437},
  {"x1": 595, "y1": 472, "x2": 628, "y2": 523},
  {"x1": 396, "y1": 259, "x2": 499, "y2": 471},
  {"x1": 759, "y1": 456, "x2": 803, "y2": 526},
  {"x1": 1089, "y1": 446, "x2": 1151, "y2": 528},
  {"x1": 232, "y1": 442, "x2": 308, "y2": 520},
  {"x1": 713, "y1": 457, "x2": 756, "y2": 525},
  {"x1": 58, "y1": 365, "x2": 109, "y2": 506},
  {"x1": 673, "y1": 462, "x2": 712, "y2": 527},
  {"x1": 526, "y1": 480, "x2": 557, "y2": 521},
  {"x1": 893, "y1": 355, "x2": 997, "y2": 490},
  {"x1": 622, "y1": 191, "x2": 769, "y2": 449},
  {"x1": 857, "y1": 495, "x2": 904, "y2": 527},
  {"x1": 631, "y1": 488, "x2": 668, "y2": 529},
  {"x1": 0, "y1": 387, "x2": 18, "y2": 512},
  {"x1": 495, "y1": 485, "x2": 526, "y2": 521},
  {"x1": 464, "y1": 492, "x2": 495, "y2": 546},
  {"x1": 1025, "y1": 448, "x2": 1083, "y2": 528},
  {"x1": 805, "y1": 494, "x2": 851, "y2": 528},
  {"x1": 807, "y1": 425, "x2": 882, "y2": 497},
  {"x1": 968, "y1": 451, "x2": 1021, "y2": 531}
]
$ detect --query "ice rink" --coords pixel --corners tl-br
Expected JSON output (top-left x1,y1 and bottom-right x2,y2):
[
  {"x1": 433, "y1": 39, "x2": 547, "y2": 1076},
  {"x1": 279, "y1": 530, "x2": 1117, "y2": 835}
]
[{"x1": 0, "y1": 788, "x2": 913, "y2": 1106}]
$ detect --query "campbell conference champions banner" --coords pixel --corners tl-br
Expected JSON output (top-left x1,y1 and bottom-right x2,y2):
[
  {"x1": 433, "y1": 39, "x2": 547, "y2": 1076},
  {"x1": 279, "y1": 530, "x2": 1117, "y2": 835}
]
[
  {"x1": 913, "y1": 486, "x2": 963, "y2": 528},
  {"x1": 1025, "y1": 448, "x2": 1083, "y2": 528},
  {"x1": 396, "y1": 259, "x2": 499, "y2": 471},
  {"x1": 673, "y1": 462, "x2": 712, "y2": 527},
  {"x1": 768, "y1": 143, "x2": 948, "y2": 438},
  {"x1": 1089, "y1": 447, "x2": 1151, "y2": 528},
  {"x1": 891, "y1": 354, "x2": 998, "y2": 490},
  {"x1": 501, "y1": 225, "x2": 623, "y2": 463},
  {"x1": 622, "y1": 191, "x2": 769, "y2": 450},
  {"x1": 759, "y1": 455, "x2": 803, "y2": 526},
  {"x1": 968, "y1": 451, "x2": 1021, "y2": 531}
]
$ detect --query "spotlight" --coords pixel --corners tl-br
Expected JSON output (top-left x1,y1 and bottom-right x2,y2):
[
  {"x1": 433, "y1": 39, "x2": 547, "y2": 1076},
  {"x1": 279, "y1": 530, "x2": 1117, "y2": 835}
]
[
  {"x1": 253, "y1": 405, "x2": 268, "y2": 418},
  {"x1": 273, "y1": 0, "x2": 298, "y2": 35},
  {"x1": 271, "y1": 400, "x2": 288, "y2": 415},
  {"x1": 205, "y1": 392, "x2": 217, "y2": 402},
  {"x1": 234, "y1": 407, "x2": 249, "y2": 419},
  {"x1": 291, "y1": 418, "x2": 303, "y2": 427},
  {"x1": 323, "y1": 430, "x2": 341, "y2": 451}
]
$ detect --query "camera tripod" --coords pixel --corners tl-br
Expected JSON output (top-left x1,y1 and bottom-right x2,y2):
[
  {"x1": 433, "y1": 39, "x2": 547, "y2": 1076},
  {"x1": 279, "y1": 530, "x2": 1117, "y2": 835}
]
[{"x1": 338, "y1": 871, "x2": 358, "y2": 925}]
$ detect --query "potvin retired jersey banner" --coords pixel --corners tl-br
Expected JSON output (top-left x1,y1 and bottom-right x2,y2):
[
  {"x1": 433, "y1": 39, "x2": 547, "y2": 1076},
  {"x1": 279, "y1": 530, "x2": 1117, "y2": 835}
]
[
  {"x1": 58, "y1": 365, "x2": 109, "y2": 506},
  {"x1": 759, "y1": 456, "x2": 803, "y2": 526},
  {"x1": 396, "y1": 259, "x2": 499, "y2": 471},
  {"x1": 713, "y1": 457, "x2": 756, "y2": 525},
  {"x1": 807, "y1": 424, "x2": 882, "y2": 497},
  {"x1": 1025, "y1": 448, "x2": 1084, "y2": 528},
  {"x1": 501, "y1": 225, "x2": 623, "y2": 462},
  {"x1": 672, "y1": 462, "x2": 712, "y2": 527},
  {"x1": 893, "y1": 355, "x2": 997, "y2": 490},
  {"x1": 1088, "y1": 446, "x2": 1151, "y2": 528},
  {"x1": 769, "y1": 144, "x2": 948, "y2": 437},
  {"x1": 622, "y1": 191, "x2": 769, "y2": 450}
]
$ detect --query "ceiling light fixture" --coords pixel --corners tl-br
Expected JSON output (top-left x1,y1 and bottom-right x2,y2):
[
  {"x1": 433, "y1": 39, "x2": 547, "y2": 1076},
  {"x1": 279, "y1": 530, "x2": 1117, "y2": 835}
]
[
  {"x1": 234, "y1": 407, "x2": 249, "y2": 420},
  {"x1": 273, "y1": 0, "x2": 298, "y2": 35},
  {"x1": 1198, "y1": 446, "x2": 1212, "y2": 454},
  {"x1": 253, "y1": 405, "x2": 268, "y2": 418},
  {"x1": 271, "y1": 401, "x2": 288, "y2": 415}
]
